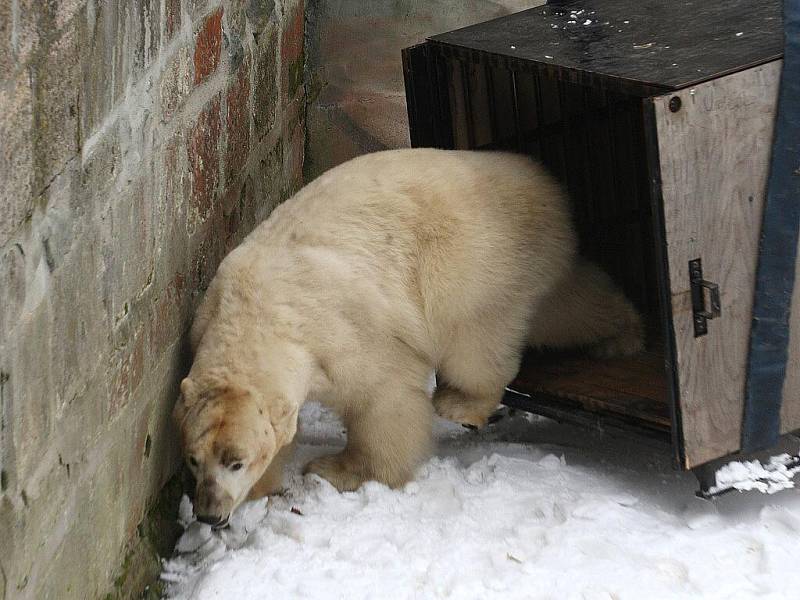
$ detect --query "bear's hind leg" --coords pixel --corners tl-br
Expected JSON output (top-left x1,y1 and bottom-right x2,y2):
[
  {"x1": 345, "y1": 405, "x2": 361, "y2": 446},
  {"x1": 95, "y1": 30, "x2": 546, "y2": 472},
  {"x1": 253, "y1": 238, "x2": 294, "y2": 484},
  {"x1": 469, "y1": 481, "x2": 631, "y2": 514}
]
[
  {"x1": 433, "y1": 385, "x2": 503, "y2": 429},
  {"x1": 304, "y1": 381, "x2": 433, "y2": 491},
  {"x1": 433, "y1": 333, "x2": 522, "y2": 429},
  {"x1": 526, "y1": 259, "x2": 644, "y2": 358}
]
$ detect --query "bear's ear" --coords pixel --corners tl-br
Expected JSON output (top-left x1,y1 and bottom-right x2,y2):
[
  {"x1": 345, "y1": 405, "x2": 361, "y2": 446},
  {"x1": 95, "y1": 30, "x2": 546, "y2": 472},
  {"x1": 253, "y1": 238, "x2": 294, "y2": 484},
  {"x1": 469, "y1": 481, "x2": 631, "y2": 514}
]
[
  {"x1": 270, "y1": 399, "x2": 299, "y2": 448},
  {"x1": 180, "y1": 377, "x2": 197, "y2": 404},
  {"x1": 173, "y1": 378, "x2": 197, "y2": 427}
]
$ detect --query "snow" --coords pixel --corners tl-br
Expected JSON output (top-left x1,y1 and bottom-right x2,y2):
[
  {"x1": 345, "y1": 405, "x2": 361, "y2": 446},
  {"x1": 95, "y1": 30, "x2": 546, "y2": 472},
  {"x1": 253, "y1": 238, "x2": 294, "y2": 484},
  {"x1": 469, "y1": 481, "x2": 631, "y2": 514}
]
[
  {"x1": 709, "y1": 455, "x2": 800, "y2": 496},
  {"x1": 162, "y1": 404, "x2": 800, "y2": 600}
]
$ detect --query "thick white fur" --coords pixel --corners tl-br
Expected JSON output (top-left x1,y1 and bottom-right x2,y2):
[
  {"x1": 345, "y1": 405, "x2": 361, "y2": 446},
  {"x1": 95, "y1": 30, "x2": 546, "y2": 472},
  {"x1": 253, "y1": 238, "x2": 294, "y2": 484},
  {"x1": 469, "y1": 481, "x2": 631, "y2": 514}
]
[{"x1": 179, "y1": 148, "x2": 643, "y2": 496}]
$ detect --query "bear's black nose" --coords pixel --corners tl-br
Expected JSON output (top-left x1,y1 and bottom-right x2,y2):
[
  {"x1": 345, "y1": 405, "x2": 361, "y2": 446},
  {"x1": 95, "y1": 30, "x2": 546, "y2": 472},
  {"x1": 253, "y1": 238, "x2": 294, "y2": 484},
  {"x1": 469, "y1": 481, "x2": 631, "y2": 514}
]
[{"x1": 196, "y1": 514, "x2": 224, "y2": 526}]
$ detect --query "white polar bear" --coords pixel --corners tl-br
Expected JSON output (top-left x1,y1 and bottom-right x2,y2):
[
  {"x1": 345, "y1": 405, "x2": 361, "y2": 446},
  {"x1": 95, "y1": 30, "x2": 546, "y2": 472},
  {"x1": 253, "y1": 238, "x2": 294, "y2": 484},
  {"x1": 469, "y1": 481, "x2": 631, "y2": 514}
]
[{"x1": 173, "y1": 149, "x2": 643, "y2": 526}]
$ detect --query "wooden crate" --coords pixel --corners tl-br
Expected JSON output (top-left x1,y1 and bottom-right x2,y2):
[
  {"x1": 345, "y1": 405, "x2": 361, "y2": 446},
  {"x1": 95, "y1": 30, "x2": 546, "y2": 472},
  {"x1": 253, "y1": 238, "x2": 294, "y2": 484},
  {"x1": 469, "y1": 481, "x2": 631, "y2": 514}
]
[{"x1": 402, "y1": 0, "x2": 798, "y2": 470}]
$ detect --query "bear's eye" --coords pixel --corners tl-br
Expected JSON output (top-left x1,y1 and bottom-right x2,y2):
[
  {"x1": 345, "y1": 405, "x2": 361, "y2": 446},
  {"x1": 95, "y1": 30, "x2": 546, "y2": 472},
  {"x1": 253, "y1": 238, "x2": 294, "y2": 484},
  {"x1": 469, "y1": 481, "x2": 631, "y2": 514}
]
[
  {"x1": 230, "y1": 462, "x2": 244, "y2": 472},
  {"x1": 188, "y1": 456, "x2": 199, "y2": 468}
]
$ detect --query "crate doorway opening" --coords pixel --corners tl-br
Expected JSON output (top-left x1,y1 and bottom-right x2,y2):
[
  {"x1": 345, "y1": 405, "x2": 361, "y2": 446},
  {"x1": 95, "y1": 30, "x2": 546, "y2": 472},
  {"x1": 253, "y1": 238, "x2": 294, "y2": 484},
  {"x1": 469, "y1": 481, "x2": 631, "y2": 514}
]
[{"x1": 414, "y1": 56, "x2": 673, "y2": 439}]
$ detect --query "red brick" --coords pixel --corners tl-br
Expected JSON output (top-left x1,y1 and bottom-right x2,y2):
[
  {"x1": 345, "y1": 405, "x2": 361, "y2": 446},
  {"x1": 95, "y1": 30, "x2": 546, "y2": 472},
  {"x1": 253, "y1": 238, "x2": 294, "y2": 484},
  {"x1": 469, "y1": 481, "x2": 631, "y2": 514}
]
[
  {"x1": 281, "y1": 3, "x2": 304, "y2": 65},
  {"x1": 148, "y1": 272, "x2": 188, "y2": 356},
  {"x1": 192, "y1": 227, "x2": 223, "y2": 291},
  {"x1": 110, "y1": 353, "x2": 131, "y2": 417},
  {"x1": 281, "y1": 3, "x2": 304, "y2": 99},
  {"x1": 221, "y1": 181, "x2": 255, "y2": 252},
  {"x1": 221, "y1": 186, "x2": 241, "y2": 251},
  {"x1": 194, "y1": 8, "x2": 223, "y2": 85},
  {"x1": 165, "y1": 0, "x2": 181, "y2": 40},
  {"x1": 109, "y1": 326, "x2": 143, "y2": 417},
  {"x1": 130, "y1": 329, "x2": 145, "y2": 395},
  {"x1": 253, "y1": 25, "x2": 278, "y2": 135},
  {"x1": 164, "y1": 132, "x2": 180, "y2": 193},
  {"x1": 285, "y1": 119, "x2": 305, "y2": 191},
  {"x1": 188, "y1": 96, "x2": 221, "y2": 224},
  {"x1": 159, "y1": 46, "x2": 192, "y2": 124},
  {"x1": 225, "y1": 61, "x2": 251, "y2": 183},
  {"x1": 162, "y1": 128, "x2": 188, "y2": 213},
  {"x1": 174, "y1": 271, "x2": 186, "y2": 297}
]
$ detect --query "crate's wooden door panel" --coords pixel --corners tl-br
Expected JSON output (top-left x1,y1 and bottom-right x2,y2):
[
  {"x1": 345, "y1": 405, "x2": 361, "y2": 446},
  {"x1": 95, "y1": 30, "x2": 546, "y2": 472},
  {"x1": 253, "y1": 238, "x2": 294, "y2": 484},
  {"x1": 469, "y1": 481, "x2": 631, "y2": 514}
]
[{"x1": 652, "y1": 61, "x2": 781, "y2": 468}]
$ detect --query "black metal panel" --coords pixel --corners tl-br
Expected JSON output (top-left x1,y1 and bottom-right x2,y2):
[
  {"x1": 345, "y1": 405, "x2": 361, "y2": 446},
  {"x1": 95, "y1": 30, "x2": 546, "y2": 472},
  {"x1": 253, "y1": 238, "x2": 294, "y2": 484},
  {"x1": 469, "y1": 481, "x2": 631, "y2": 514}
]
[
  {"x1": 742, "y1": 0, "x2": 800, "y2": 453},
  {"x1": 402, "y1": 44, "x2": 435, "y2": 147},
  {"x1": 402, "y1": 43, "x2": 454, "y2": 148},
  {"x1": 429, "y1": 0, "x2": 782, "y2": 97}
]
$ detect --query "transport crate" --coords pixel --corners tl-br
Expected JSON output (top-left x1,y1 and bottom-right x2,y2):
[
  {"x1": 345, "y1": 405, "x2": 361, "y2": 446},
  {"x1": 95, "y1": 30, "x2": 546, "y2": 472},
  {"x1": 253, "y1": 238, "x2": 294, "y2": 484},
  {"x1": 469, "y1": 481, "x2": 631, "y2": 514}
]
[{"x1": 402, "y1": 0, "x2": 799, "y2": 479}]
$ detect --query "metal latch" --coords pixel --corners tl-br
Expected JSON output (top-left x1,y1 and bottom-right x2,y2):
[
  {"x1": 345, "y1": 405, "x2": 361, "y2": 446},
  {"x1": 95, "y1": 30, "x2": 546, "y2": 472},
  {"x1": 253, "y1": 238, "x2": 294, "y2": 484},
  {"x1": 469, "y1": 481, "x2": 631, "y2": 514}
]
[{"x1": 690, "y1": 258, "x2": 721, "y2": 337}]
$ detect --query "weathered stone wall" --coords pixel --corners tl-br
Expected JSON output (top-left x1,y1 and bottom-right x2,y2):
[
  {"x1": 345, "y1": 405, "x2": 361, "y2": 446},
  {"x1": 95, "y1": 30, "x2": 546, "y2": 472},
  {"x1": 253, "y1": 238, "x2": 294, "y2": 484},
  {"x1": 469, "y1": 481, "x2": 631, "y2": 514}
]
[
  {"x1": 304, "y1": 0, "x2": 545, "y2": 180},
  {"x1": 0, "y1": 0, "x2": 305, "y2": 598}
]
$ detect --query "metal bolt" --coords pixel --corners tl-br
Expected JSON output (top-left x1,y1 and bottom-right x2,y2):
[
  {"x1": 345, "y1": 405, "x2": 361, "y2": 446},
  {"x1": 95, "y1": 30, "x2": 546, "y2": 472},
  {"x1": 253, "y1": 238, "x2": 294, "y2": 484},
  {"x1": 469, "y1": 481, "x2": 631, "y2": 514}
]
[{"x1": 669, "y1": 96, "x2": 682, "y2": 112}]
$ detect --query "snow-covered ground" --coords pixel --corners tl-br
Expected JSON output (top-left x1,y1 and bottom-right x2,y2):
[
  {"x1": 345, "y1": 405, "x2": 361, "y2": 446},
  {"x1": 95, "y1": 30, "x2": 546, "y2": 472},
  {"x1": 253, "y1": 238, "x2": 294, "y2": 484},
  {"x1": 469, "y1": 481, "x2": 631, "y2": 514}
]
[{"x1": 162, "y1": 403, "x2": 800, "y2": 600}]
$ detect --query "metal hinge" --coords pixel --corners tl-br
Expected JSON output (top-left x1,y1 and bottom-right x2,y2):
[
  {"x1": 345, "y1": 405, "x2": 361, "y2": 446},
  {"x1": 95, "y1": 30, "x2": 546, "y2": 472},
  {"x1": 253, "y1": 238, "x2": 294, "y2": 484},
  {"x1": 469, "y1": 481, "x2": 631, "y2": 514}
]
[{"x1": 690, "y1": 258, "x2": 721, "y2": 337}]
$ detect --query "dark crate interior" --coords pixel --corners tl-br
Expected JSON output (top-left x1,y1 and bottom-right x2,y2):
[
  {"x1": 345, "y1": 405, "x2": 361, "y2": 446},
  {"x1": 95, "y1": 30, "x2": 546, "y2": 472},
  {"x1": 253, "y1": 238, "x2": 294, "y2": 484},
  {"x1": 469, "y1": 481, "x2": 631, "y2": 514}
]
[
  {"x1": 446, "y1": 63, "x2": 662, "y2": 326},
  {"x1": 411, "y1": 53, "x2": 671, "y2": 437}
]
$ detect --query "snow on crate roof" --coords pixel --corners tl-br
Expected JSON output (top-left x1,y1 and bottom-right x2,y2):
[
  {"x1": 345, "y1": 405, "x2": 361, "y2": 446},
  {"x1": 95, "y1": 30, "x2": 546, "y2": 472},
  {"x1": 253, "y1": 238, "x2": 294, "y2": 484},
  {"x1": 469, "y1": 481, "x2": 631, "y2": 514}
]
[{"x1": 428, "y1": 0, "x2": 782, "y2": 96}]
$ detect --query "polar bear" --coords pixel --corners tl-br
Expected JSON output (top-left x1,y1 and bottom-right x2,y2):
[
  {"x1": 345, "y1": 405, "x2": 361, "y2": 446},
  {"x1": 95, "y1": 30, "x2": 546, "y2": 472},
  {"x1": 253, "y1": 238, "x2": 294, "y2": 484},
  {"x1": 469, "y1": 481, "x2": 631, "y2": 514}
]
[{"x1": 173, "y1": 149, "x2": 642, "y2": 526}]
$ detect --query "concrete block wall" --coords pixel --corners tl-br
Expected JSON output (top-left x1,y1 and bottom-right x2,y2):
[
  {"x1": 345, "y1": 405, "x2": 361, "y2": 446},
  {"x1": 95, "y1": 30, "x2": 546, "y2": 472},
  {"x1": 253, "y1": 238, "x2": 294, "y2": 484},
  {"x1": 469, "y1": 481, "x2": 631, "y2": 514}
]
[
  {"x1": 0, "y1": 0, "x2": 306, "y2": 598},
  {"x1": 304, "y1": 0, "x2": 545, "y2": 180}
]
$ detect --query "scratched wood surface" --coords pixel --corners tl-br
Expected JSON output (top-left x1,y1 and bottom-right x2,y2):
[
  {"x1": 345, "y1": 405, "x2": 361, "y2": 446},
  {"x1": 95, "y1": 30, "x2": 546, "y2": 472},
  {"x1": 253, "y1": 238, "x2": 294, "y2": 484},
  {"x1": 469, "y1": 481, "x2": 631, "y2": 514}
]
[
  {"x1": 511, "y1": 350, "x2": 670, "y2": 430},
  {"x1": 652, "y1": 61, "x2": 781, "y2": 467}
]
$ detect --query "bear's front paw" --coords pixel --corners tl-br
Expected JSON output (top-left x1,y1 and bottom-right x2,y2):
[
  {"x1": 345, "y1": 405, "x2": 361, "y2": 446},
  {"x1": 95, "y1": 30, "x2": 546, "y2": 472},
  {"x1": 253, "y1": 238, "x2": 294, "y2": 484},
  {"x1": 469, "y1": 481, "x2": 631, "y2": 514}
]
[
  {"x1": 303, "y1": 453, "x2": 367, "y2": 492},
  {"x1": 433, "y1": 387, "x2": 494, "y2": 428}
]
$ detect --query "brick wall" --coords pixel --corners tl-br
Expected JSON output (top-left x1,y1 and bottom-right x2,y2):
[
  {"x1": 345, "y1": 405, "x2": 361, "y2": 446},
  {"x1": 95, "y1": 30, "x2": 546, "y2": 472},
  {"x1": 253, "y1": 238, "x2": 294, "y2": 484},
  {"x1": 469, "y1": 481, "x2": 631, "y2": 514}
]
[
  {"x1": 0, "y1": 0, "x2": 305, "y2": 598},
  {"x1": 304, "y1": 0, "x2": 543, "y2": 180}
]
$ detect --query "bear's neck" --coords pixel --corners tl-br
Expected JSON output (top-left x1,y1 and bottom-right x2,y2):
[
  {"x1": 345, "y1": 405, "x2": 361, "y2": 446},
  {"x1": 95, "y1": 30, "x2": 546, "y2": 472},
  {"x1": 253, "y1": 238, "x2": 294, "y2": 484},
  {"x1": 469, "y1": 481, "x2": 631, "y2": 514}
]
[{"x1": 194, "y1": 321, "x2": 313, "y2": 412}]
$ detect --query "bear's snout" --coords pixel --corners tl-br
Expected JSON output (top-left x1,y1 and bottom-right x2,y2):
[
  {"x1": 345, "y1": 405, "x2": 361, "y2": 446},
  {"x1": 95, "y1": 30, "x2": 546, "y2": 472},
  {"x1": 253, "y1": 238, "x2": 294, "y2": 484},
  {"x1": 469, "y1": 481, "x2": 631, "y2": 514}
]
[{"x1": 194, "y1": 478, "x2": 234, "y2": 527}]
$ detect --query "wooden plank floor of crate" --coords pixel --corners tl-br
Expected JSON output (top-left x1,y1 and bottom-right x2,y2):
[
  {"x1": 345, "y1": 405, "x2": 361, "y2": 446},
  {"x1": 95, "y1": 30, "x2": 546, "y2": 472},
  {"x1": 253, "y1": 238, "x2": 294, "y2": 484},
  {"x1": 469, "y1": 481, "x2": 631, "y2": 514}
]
[{"x1": 507, "y1": 350, "x2": 670, "y2": 435}]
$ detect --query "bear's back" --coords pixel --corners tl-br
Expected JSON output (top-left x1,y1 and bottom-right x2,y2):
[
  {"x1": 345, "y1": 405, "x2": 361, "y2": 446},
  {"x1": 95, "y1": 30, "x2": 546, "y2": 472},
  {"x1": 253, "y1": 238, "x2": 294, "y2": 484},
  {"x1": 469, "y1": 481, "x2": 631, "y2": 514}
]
[{"x1": 220, "y1": 149, "x2": 578, "y2": 352}]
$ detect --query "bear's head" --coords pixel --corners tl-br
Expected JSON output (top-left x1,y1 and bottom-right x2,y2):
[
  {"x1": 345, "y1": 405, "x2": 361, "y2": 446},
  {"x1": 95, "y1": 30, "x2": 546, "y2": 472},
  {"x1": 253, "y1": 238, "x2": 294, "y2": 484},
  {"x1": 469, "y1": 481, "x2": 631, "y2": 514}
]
[{"x1": 173, "y1": 375, "x2": 298, "y2": 528}]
